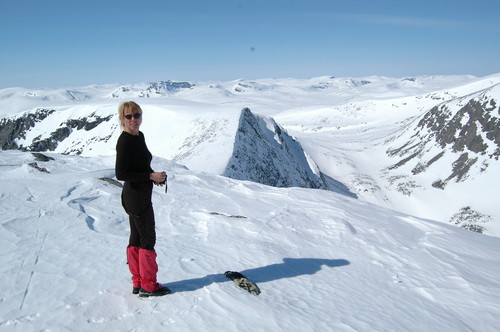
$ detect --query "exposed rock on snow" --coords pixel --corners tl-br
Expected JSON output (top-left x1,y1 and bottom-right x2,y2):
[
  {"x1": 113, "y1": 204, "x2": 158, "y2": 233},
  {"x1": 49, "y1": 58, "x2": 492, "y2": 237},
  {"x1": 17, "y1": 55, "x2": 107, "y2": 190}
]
[
  {"x1": 384, "y1": 84, "x2": 500, "y2": 233},
  {"x1": 0, "y1": 109, "x2": 55, "y2": 150},
  {"x1": 449, "y1": 206, "x2": 493, "y2": 233},
  {"x1": 110, "y1": 80, "x2": 194, "y2": 98},
  {"x1": 0, "y1": 109, "x2": 114, "y2": 153},
  {"x1": 387, "y1": 85, "x2": 500, "y2": 181}
]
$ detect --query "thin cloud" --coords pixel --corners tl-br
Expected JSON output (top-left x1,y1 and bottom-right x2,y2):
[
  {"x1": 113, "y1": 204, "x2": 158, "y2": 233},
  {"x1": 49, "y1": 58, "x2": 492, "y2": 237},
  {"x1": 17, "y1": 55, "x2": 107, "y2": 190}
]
[
  {"x1": 305, "y1": 11, "x2": 471, "y2": 29},
  {"x1": 352, "y1": 13, "x2": 463, "y2": 28}
]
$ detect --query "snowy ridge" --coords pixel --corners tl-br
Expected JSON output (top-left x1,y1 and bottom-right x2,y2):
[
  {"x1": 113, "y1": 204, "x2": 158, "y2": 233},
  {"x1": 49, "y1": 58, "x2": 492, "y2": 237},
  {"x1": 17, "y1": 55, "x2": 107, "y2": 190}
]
[{"x1": 0, "y1": 151, "x2": 499, "y2": 331}]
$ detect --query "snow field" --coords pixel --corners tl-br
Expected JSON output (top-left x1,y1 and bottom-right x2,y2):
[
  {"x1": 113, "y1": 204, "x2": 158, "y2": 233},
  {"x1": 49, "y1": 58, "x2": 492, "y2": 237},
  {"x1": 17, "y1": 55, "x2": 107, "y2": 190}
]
[{"x1": 1, "y1": 151, "x2": 499, "y2": 331}]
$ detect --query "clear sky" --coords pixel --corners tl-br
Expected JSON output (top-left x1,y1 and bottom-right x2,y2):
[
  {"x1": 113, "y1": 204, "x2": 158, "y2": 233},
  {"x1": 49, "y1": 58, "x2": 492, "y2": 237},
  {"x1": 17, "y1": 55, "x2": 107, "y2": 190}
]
[{"x1": 1, "y1": 0, "x2": 499, "y2": 89}]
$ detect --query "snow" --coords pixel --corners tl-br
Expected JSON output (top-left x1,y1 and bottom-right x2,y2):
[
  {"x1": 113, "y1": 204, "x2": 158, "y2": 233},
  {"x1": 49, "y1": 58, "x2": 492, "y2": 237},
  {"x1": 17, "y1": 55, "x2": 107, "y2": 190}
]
[
  {"x1": 1, "y1": 73, "x2": 500, "y2": 330},
  {"x1": 1, "y1": 150, "x2": 500, "y2": 331}
]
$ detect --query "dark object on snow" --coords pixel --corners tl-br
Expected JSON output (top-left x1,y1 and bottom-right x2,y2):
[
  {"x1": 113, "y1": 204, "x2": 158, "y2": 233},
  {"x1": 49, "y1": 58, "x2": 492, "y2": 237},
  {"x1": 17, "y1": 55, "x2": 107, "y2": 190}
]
[
  {"x1": 210, "y1": 212, "x2": 247, "y2": 219},
  {"x1": 28, "y1": 162, "x2": 50, "y2": 173},
  {"x1": 32, "y1": 152, "x2": 54, "y2": 162},
  {"x1": 98, "y1": 177, "x2": 124, "y2": 188},
  {"x1": 224, "y1": 271, "x2": 261, "y2": 296}
]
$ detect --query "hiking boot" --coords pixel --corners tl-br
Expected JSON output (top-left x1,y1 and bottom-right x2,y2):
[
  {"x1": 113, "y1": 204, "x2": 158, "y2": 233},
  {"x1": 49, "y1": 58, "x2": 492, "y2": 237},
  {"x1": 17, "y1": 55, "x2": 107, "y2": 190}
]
[
  {"x1": 132, "y1": 287, "x2": 140, "y2": 295},
  {"x1": 138, "y1": 285, "x2": 171, "y2": 298}
]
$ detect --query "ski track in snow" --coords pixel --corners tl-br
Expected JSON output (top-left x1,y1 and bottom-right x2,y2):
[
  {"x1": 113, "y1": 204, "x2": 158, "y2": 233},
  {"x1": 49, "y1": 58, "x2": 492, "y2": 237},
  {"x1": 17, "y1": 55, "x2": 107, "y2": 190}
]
[{"x1": 0, "y1": 151, "x2": 499, "y2": 331}]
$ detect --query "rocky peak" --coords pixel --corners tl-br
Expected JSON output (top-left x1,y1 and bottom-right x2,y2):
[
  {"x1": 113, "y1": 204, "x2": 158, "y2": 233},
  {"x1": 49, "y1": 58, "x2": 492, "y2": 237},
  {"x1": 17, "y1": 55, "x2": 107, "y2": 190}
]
[{"x1": 223, "y1": 108, "x2": 354, "y2": 196}]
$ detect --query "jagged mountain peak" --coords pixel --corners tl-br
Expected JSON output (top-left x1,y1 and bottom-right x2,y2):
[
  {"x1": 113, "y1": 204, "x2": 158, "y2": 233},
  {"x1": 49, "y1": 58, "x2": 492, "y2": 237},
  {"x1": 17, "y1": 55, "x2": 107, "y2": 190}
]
[{"x1": 223, "y1": 108, "x2": 355, "y2": 197}]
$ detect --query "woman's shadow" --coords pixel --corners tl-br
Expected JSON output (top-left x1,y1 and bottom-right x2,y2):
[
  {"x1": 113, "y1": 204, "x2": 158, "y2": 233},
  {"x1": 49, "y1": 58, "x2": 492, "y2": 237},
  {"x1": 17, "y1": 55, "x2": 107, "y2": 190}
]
[{"x1": 165, "y1": 258, "x2": 350, "y2": 293}]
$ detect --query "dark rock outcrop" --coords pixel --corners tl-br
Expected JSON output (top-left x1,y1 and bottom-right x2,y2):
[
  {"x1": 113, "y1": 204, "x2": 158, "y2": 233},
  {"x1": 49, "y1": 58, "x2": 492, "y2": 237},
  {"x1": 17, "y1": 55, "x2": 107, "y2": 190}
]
[
  {"x1": 387, "y1": 86, "x2": 500, "y2": 189},
  {"x1": 0, "y1": 109, "x2": 113, "y2": 153}
]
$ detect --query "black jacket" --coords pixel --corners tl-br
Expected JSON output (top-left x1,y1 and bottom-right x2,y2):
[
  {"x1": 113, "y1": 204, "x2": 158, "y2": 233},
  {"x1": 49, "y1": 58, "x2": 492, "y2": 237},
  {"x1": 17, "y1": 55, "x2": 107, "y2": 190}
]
[{"x1": 115, "y1": 131, "x2": 154, "y2": 191}]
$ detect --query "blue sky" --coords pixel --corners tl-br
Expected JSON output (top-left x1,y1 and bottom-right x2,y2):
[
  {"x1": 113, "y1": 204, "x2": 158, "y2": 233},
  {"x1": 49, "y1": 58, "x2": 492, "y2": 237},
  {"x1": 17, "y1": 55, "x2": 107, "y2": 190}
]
[{"x1": 1, "y1": 0, "x2": 499, "y2": 88}]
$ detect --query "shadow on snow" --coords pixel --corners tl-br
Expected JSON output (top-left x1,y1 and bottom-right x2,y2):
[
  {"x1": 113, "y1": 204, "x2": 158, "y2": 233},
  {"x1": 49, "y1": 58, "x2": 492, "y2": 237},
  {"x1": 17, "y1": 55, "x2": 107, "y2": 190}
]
[{"x1": 165, "y1": 257, "x2": 350, "y2": 293}]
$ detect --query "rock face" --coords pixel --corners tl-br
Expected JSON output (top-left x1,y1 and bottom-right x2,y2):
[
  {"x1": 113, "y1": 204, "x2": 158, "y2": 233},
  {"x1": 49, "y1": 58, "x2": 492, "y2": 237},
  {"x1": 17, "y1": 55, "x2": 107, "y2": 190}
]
[
  {"x1": 387, "y1": 84, "x2": 500, "y2": 188},
  {"x1": 0, "y1": 109, "x2": 55, "y2": 150},
  {"x1": 385, "y1": 84, "x2": 500, "y2": 233},
  {"x1": 0, "y1": 109, "x2": 113, "y2": 154},
  {"x1": 223, "y1": 108, "x2": 355, "y2": 197},
  {"x1": 449, "y1": 206, "x2": 493, "y2": 234}
]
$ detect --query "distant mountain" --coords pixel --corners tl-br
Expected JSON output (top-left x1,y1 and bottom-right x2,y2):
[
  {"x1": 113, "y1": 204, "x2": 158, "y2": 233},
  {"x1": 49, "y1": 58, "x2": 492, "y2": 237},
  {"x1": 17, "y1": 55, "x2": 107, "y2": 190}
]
[
  {"x1": 110, "y1": 80, "x2": 194, "y2": 98},
  {"x1": 386, "y1": 84, "x2": 499, "y2": 185},
  {"x1": 383, "y1": 83, "x2": 500, "y2": 233}
]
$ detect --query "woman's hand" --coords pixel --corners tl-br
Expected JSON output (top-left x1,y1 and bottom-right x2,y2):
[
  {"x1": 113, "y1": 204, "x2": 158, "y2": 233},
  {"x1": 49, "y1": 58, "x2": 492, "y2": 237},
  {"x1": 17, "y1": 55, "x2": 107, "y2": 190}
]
[{"x1": 150, "y1": 171, "x2": 167, "y2": 186}]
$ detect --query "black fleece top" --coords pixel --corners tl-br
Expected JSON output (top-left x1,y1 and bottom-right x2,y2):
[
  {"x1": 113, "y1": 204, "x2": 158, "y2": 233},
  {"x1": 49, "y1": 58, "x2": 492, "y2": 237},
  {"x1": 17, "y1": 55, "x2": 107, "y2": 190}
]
[{"x1": 115, "y1": 131, "x2": 153, "y2": 186}]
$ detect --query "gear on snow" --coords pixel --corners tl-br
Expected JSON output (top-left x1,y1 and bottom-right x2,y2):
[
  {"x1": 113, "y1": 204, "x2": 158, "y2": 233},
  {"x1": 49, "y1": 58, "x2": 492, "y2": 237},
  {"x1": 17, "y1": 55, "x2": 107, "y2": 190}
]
[{"x1": 224, "y1": 271, "x2": 261, "y2": 296}]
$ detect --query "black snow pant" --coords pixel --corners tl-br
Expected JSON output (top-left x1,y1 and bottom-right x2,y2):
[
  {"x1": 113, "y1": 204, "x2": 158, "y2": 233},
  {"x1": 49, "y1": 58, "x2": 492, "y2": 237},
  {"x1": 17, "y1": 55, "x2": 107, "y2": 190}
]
[{"x1": 121, "y1": 181, "x2": 156, "y2": 250}]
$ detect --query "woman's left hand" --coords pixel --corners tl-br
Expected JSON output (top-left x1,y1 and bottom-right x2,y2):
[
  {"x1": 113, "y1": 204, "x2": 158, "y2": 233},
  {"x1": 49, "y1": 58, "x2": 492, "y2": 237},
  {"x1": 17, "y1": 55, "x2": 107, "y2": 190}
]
[{"x1": 150, "y1": 171, "x2": 167, "y2": 186}]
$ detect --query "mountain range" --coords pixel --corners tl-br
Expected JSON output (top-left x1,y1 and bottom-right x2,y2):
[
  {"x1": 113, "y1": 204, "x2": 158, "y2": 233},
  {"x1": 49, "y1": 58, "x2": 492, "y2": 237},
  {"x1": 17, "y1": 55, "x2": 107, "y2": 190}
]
[{"x1": 1, "y1": 74, "x2": 499, "y2": 236}]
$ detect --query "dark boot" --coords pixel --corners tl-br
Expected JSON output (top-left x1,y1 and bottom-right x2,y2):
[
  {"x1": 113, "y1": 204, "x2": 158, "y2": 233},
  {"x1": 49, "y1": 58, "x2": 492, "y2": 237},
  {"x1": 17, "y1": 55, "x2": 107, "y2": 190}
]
[{"x1": 138, "y1": 285, "x2": 171, "y2": 297}]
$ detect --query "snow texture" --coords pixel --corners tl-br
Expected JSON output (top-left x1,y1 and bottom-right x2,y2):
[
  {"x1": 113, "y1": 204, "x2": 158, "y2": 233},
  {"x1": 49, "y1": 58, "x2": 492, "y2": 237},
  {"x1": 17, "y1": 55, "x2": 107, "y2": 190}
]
[{"x1": 0, "y1": 151, "x2": 499, "y2": 331}]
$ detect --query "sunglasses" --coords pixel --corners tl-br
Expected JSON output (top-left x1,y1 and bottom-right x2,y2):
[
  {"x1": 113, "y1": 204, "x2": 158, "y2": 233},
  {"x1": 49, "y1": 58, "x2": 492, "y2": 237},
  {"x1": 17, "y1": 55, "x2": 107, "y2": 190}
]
[{"x1": 124, "y1": 113, "x2": 142, "y2": 120}]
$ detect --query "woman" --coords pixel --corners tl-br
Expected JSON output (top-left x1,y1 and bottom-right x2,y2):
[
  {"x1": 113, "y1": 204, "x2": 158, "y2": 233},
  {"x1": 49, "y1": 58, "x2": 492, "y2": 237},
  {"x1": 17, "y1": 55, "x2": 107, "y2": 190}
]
[{"x1": 115, "y1": 101, "x2": 170, "y2": 297}]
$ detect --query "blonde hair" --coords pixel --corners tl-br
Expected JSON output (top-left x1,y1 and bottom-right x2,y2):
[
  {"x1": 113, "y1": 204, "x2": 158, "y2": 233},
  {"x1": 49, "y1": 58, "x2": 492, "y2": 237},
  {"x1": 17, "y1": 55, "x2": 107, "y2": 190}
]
[{"x1": 118, "y1": 101, "x2": 143, "y2": 130}]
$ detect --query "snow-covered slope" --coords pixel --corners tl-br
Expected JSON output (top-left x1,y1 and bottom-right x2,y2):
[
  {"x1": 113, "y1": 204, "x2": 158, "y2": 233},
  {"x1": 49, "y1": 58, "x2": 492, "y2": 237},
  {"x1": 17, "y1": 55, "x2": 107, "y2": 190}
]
[
  {"x1": 1, "y1": 151, "x2": 499, "y2": 331},
  {"x1": 1, "y1": 74, "x2": 500, "y2": 236},
  {"x1": 382, "y1": 83, "x2": 500, "y2": 233}
]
